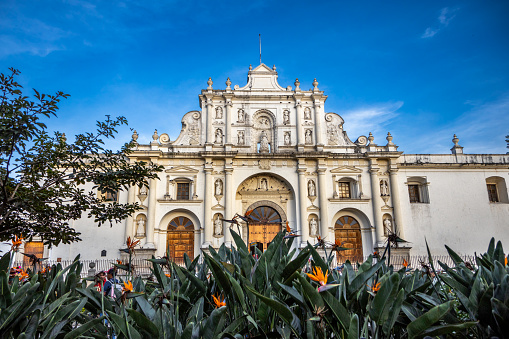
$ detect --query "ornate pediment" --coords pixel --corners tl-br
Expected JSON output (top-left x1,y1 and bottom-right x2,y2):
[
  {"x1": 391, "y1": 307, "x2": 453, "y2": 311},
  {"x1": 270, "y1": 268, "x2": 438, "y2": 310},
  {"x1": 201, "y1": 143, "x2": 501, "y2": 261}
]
[
  {"x1": 165, "y1": 165, "x2": 199, "y2": 174},
  {"x1": 330, "y1": 166, "x2": 363, "y2": 173},
  {"x1": 237, "y1": 63, "x2": 286, "y2": 91}
]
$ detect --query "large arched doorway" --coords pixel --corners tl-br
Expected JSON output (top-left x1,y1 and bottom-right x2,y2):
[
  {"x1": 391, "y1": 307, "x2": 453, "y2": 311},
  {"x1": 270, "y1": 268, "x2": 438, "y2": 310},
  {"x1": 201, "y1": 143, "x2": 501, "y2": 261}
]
[
  {"x1": 248, "y1": 206, "x2": 282, "y2": 252},
  {"x1": 334, "y1": 216, "x2": 363, "y2": 262},
  {"x1": 167, "y1": 216, "x2": 194, "y2": 263}
]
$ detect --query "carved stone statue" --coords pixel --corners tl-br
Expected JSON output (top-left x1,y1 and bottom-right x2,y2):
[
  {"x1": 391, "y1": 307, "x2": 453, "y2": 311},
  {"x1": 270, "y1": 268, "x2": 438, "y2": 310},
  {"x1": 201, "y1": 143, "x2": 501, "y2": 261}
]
[
  {"x1": 383, "y1": 218, "x2": 392, "y2": 232},
  {"x1": 139, "y1": 185, "x2": 148, "y2": 196},
  {"x1": 259, "y1": 130, "x2": 270, "y2": 153},
  {"x1": 284, "y1": 132, "x2": 291, "y2": 145},
  {"x1": 283, "y1": 110, "x2": 290, "y2": 125},
  {"x1": 260, "y1": 178, "x2": 268, "y2": 190},
  {"x1": 215, "y1": 106, "x2": 223, "y2": 119},
  {"x1": 309, "y1": 217, "x2": 318, "y2": 236},
  {"x1": 380, "y1": 179, "x2": 389, "y2": 196},
  {"x1": 259, "y1": 117, "x2": 270, "y2": 127},
  {"x1": 215, "y1": 179, "x2": 223, "y2": 196},
  {"x1": 238, "y1": 109, "x2": 244, "y2": 123},
  {"x1": 214, "y1": 217, "x2": 223, "y2": 236},
  {"x1": 305, "y1": 129, "x2": 313, "y2": 144},
  {"x1": 304, "y1": 107, "x2": 311, "y2": 120},
  {"x1": 214, "y1": 129, "x2": 223, "y2": 144},
  {"x1": 308, "y1": 180, "x2": 316, "y2": 196},
  {"x1": 136, "y1": 218, "x2": 146, "y2": 237},
  {"x1": 238, "y1": 130, "x2": 245, "y2": 145}
]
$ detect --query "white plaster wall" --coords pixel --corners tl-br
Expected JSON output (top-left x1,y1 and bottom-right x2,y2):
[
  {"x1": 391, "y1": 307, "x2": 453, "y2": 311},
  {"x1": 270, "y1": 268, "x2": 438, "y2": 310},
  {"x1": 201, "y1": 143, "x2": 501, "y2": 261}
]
[{"x1": 397, "y1": 169, "x2": 509, "y2": 256}]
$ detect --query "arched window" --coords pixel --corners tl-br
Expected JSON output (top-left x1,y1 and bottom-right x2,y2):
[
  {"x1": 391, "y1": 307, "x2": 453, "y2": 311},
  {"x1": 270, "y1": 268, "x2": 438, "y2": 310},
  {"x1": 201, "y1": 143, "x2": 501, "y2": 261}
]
[
  {"x1": 486, "y1": 176, "x2": 508, "y2": 203},
  {"x1": 167, "y1": 217, "x2": 194, "y2": 263},
  {"x1": 334, "y1": 216, "x2": 363, "y2": 262}
]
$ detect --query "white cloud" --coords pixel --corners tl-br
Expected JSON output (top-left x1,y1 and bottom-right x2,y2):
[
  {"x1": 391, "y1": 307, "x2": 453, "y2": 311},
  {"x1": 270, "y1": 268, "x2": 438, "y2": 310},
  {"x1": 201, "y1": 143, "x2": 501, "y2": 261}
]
[
  {"x1": 421, "y1": 7, "x2": 458, "y2": 39},
  {"x1": 340, "y1": 101, "x2": 404, "y2": 140}
]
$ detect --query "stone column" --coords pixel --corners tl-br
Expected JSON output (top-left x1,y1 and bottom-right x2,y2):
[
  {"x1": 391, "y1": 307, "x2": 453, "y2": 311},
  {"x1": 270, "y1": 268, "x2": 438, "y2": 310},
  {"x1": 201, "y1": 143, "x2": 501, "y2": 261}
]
[
  {"x1": 369, "y1": 160, "x2": 384, "y2": 247},
  {"x1": 389, "y1": 162, "x2": 405, "y2": 239},
  {"x1": 317, "y1": 168, "x2": 330, "y2": 241},
  {"x1": 225, "y1": 99, "x2": 233, "y2": 145},
  {"x1": 295, "y1": 100, "x2": 304, "y2": 148},
  {"x1": 145, "y1": 177, "x2": 157, "y2": 249},
  {"x1": 297, "y1": 166, "x2": 308, "y2": 247},
  {"x1": 205, "y1": 98, "x2": 214, "y2": 144},
  {"x1": 313, "y1": 99, "x2": 324, "y2": 147},
  {"x1": 203, "y1": 168, "x2": 213, "y2": 247},
  {"x1": 125, "y1": 185, "x2": 136, "y2": 241},
  {"x1": 224, "y1": 168, "x2": 233, "y2": 246}
]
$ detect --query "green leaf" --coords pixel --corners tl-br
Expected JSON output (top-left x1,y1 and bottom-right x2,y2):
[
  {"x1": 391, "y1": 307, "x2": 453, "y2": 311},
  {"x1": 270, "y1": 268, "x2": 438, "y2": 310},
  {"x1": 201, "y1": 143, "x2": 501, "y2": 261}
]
[
  {"x1": 347, "y1": 258, "x2": 385, "y2": 297},
  {"x1": 63, "y1": 316, "x2": 106, "y2": 339},
  {"x1": 445, "y1": 245, "x2": 464, "y2": 265},
  {"x1": 407, "y1": 301, "x2": 453, "y2": 339},
  {"x1": 347, "y1": 314, "x2": 359, "y2": 339},
  {"x1": 418, "y1": 322, "x2": 477, "y2": 338},
  {"x1": 126, "y1": 308, "x2": 159, "y2": 337}
]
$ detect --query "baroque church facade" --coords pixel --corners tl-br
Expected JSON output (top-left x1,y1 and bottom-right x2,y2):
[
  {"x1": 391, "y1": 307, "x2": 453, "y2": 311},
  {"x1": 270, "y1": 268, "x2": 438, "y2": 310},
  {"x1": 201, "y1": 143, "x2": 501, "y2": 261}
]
[{"x1": 43, "y1": 64, "x2": 509, "y2": 262}]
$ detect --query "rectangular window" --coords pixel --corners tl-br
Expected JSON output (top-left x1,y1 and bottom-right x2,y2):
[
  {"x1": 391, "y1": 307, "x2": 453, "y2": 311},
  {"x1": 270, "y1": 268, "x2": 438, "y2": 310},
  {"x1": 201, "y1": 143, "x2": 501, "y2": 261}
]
[
  {"x1": 408, "y1": 185, "x2": 421, "y2": 203},
  {"x1": 177, "y1": 183, "x2": 190, "y2": 200},
  {"x1": 487, "y1": 184, "x2": 499, "y2": 203},
  {"x1": 337, "y1": 182, "x2": 351, "y2": 199}
]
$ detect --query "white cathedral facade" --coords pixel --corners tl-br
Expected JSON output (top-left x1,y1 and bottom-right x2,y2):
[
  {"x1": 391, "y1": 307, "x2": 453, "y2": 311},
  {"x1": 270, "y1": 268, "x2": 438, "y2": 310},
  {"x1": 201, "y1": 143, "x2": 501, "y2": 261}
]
[{"x1": 38, "y1": 64, "x2": 509, "y2": 262}]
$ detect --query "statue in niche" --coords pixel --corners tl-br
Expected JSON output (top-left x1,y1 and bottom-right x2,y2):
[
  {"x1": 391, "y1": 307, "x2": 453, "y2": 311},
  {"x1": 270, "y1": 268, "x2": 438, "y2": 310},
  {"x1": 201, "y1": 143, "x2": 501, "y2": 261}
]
[
  {"x1": 283, "y1": 110, "x2": 290, "y2": 125},
  {"x1": 214, "y1": 217, "x2": 223, "y2": 236},
  {"x1": 305, "y1": 129, "x2": 313, "y2": 144},
  {"x1": 139, "y1": 185, "x2": 148, "y2": 197},
  {"x1": 238, "y1": 109, "x2": 244, "y2": 122},
  {"x1": 308, "y1": 180, "x2": 316, "y2": 196},
  {"x1": 215, "y1": 179, "x2": 223, "y2": 196},
  {"x1": 214, "y1": 129, "x2": 223, "y2": 144},
  {"x1": 380, "y1": 179, "x2": 389, "y2": 196},
  {"x1": 260, "y1": 178, "x2": 268, "y2": 190},
  {"x1": 136, "y1": 218, "x2": 146, "y2": 237},
  {"x1": 259, "y1": 130, "x2": 270, "y2": 153},
  {"x1": 304, "y1": 107, "x2": 311, "y2": 120},
  {"x1": 284, "y1": 131, "x2": 291, "y2": 145},
  {"x1": 215, "y1": 106, "x2": 223, "y2": 119},
  {"x1": 238, "y1": 130, "x2": 245, "y2": 145},
  {"x1": 309, "y1": 217, "x2": 318, "y2": 236},
  {"x1": 383, "y1": 217, "x2": 392, "y2": 234}
]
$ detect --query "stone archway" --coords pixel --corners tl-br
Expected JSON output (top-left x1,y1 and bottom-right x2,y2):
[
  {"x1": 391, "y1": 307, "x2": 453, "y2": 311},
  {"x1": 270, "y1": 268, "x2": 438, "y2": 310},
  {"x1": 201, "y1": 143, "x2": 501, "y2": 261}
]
[
  {"x1": 247, "y1": 205, "x2": 282, "y2": 252},
  {"x1": 166, "y1": 216, "x2": 194, "y2": 263},
  {"x1": 334, "y1": 215, "x2": 362, "y2": 262}
]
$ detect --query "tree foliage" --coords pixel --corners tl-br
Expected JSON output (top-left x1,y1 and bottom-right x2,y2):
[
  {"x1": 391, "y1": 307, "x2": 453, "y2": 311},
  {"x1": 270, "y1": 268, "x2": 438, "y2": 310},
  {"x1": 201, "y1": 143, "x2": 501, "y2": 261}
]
[{"x1": 0, "y1": 68, "x2": 163, "y2": 246}]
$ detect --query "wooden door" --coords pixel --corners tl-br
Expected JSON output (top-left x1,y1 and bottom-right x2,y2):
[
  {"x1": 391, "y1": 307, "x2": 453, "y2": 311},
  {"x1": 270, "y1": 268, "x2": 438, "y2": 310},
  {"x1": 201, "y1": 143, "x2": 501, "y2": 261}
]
[
  {"x1": 248, "y1": 206, "x2": 282, "y2": 251},
  {"x1": 334, "y1": 216, "x2": 363, "y2": 262},
  {"x1": 23, "y1": 241, "x2": 44, "y2": 268},
  {"x1": 167, "y1": 217, "x2": 194, "y2": 263}
]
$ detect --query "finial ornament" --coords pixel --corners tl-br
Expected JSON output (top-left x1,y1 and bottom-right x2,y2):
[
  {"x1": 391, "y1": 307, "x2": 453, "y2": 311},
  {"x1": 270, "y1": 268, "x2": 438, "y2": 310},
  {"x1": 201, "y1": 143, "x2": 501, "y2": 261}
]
[
  {"x1": 452, "y1": 134, "x2": 459, "y2": 146},
  {"x1": 368, "y1": 132, "x2": 374, "y2": 143},
  {"x1": 294, "y1": 78, "x2": 301, "y2": 91},
  {"x1": 312, "y1": 78, "x2": 319, "y2": 91},
  {"x1": 225, "y1": 77, "x2": 231, "y2": 89},
  {"x1": 152, "y1": 129, "x2": 158, "y2": 141},
  {"x1": 386, "y1": 132, "x2": 394, "y2": 145},
  {"x1": 207, "y1": 77, "x2": 213, "y2": 89},
  {"x1": 132, "y1": 130, "x2": 139, "y2": 143},
  {"x1": 272, "y1": 64, "x2": 276, "y2": 71},
  {"x1": 249, "y1": 64, "x2": 253, "y2": 71},
  {"x1": 61, "y1": 133, "x2": 67, "y2": 143}
]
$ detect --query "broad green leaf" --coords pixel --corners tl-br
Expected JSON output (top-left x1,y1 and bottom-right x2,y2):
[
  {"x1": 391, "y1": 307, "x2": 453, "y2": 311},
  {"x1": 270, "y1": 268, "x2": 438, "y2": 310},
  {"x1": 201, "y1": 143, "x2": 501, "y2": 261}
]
[{"x1": 407, "y1": 301, "x2": 453, "y2": 339}]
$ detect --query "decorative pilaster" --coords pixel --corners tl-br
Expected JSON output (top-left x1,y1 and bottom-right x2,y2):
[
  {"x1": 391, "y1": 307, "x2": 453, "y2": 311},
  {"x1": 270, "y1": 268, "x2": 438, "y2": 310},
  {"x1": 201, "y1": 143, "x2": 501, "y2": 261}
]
[
  {"x1": 203, "y1": 168, "x2": 213, "y2": 247},
  {"x1": 389, "y1": 160, "x2": 405, "y2": 239},
  {"x1": 317, "y1": 168, "x2": 330, "y2": 241},
  {"x1": 224, "y1": 167, "x2": 233, "y2": 246},
  {"x1": 369, "y1": 160, "x2": 384, "y2": 247},
  {"x1": 145, "y1": 177, "x2": 157, "y2": 249},
  {"x1": 205, "y1": 97, "x2": 214, "y2": 144},
  {"x1": 295, "y1": 97, "x2": 304, "y2": 150},
  {"x1": 312, "y1": 97, "x2": 324, "y2": 148},
  {"x1": 125, "y1": 184, "x2": 136, "y2": 241},
  {"x1": 297, "y1": 163, "x2": 308, "y2": 247},
  {"x1": 225, "y1": 96, "x2": 233, "y2": 146}
]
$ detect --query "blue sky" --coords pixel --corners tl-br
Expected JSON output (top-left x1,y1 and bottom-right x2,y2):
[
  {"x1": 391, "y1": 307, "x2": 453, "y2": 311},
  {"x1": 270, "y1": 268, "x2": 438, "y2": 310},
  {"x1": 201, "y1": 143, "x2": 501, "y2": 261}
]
[{"x1": 1, "y1": 0, "x2": 508, "y2": 154}]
